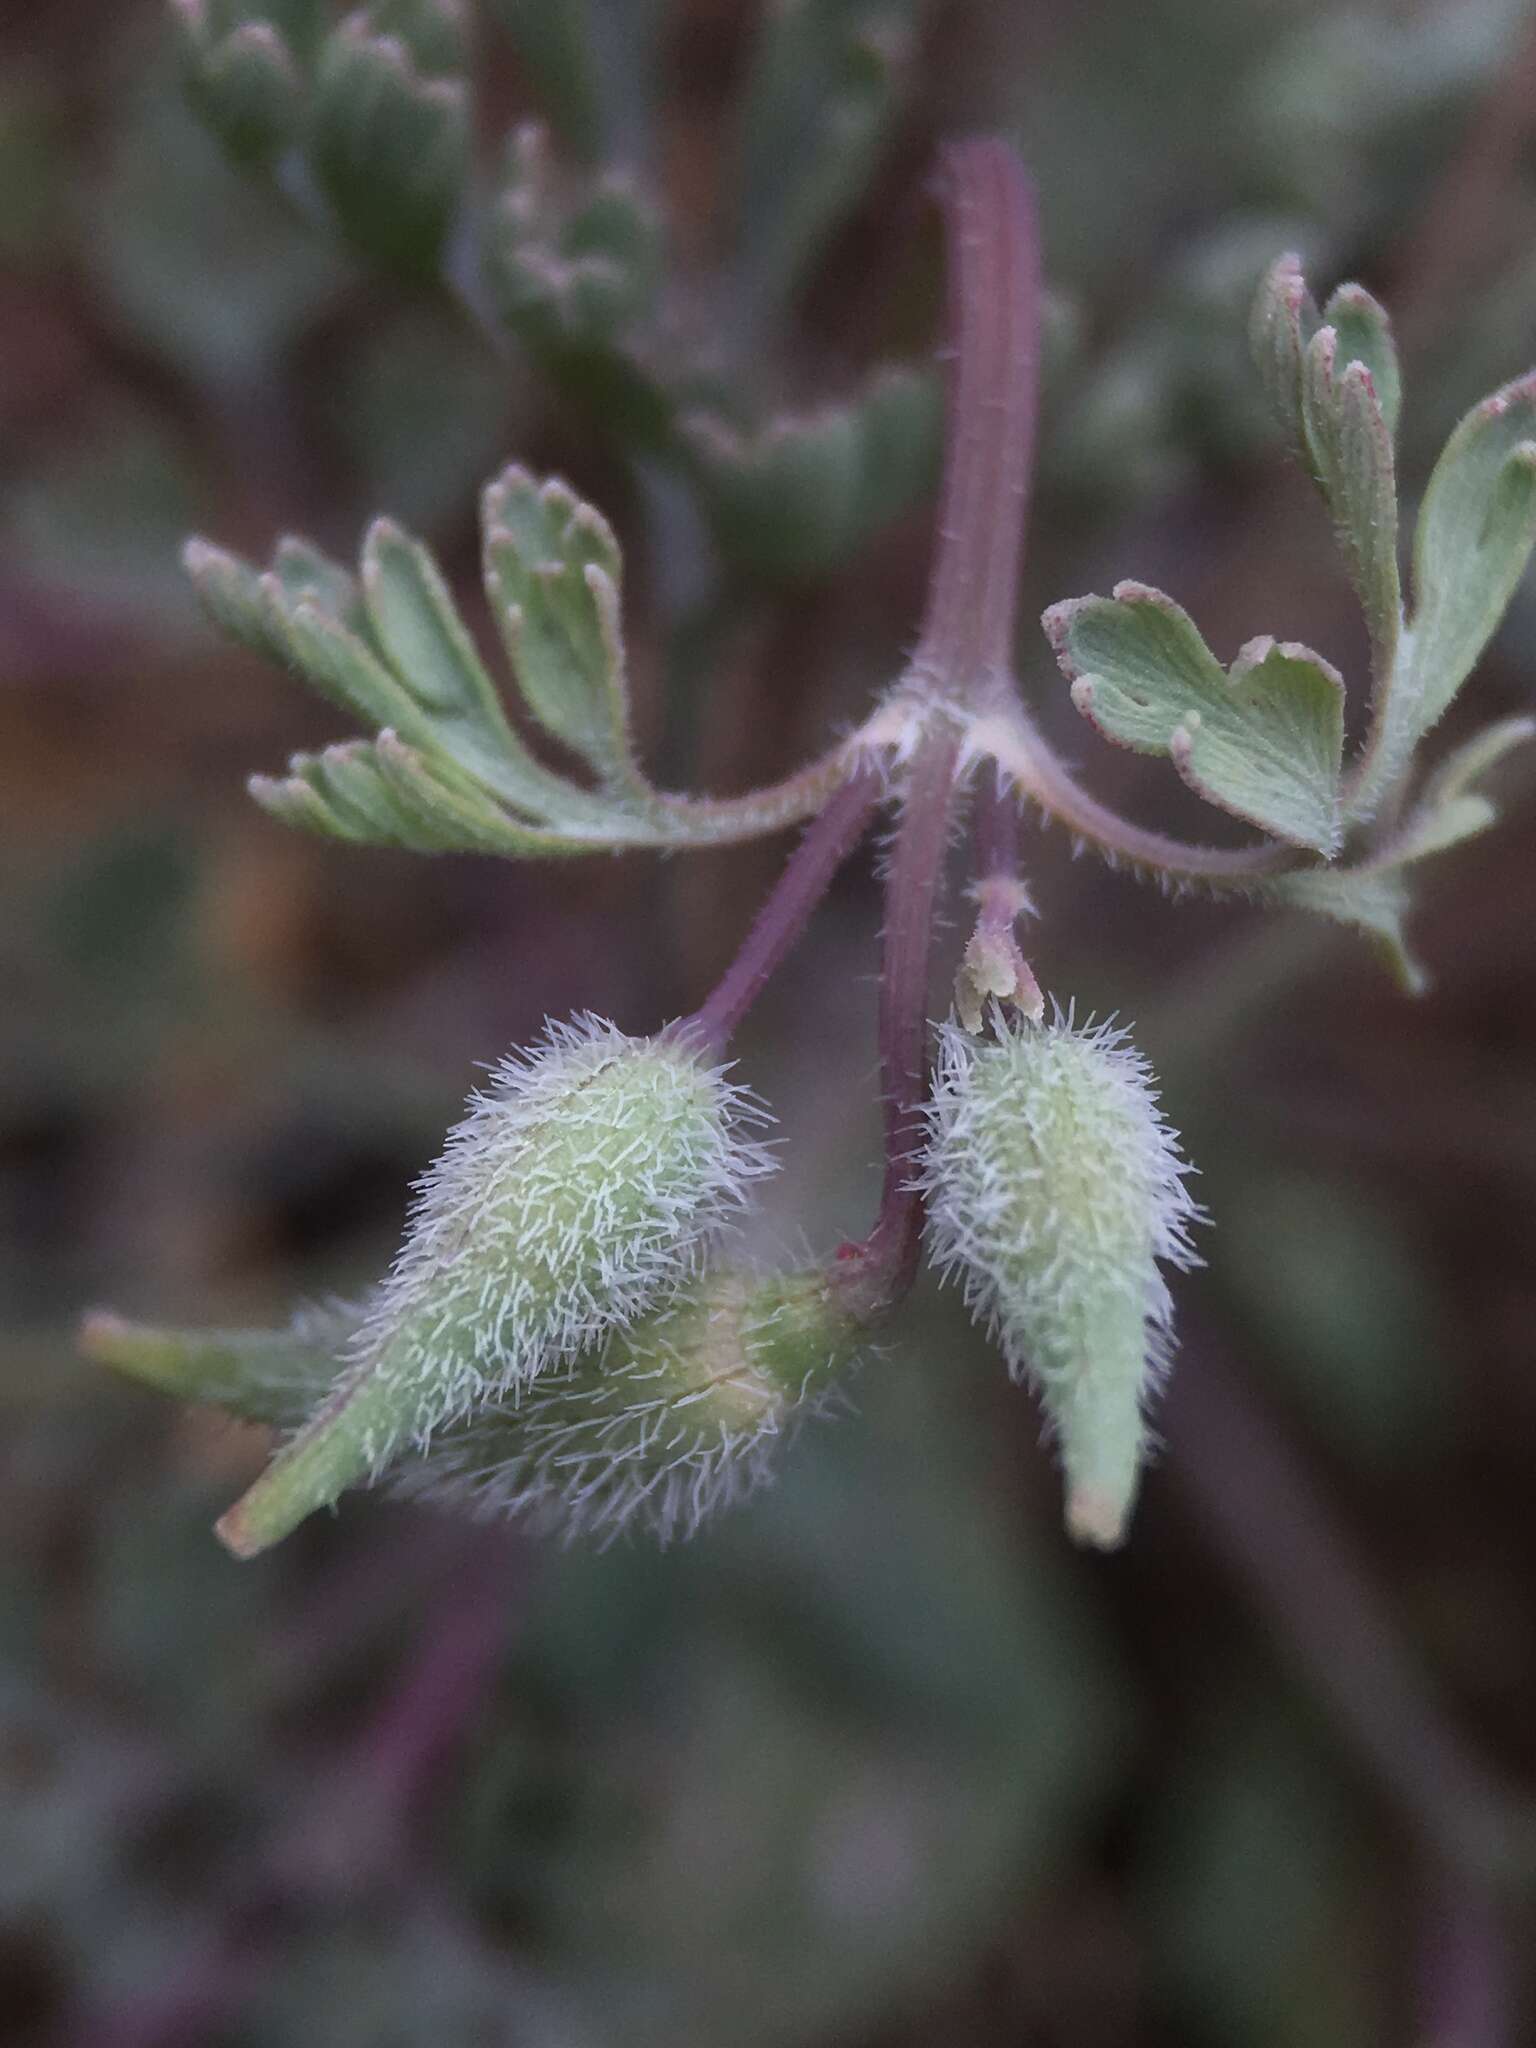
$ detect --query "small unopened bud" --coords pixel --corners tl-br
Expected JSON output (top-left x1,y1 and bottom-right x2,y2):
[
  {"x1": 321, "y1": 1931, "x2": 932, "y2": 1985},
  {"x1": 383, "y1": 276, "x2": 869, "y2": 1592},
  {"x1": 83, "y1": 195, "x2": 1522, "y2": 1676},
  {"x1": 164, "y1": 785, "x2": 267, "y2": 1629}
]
[
  {"x1": 920, "y1": 1010, "x2": 1202, "y2": 1548},
  {"x1": 392, "y1": 1267, "x2": 861, "y2": 1545},
  {"x1": 216, "y1": 1017, "x2": 770, "y2": 1558}
]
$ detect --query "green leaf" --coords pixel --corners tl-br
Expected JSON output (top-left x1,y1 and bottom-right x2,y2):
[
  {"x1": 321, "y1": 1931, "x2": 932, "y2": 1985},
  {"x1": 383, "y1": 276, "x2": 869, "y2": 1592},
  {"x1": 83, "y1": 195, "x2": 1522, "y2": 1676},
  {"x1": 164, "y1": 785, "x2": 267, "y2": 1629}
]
[
  {"x1": 359, "y1": 516, "x2": 588, "y2": 816},
  {"x1": 489, "y1": 0, "x2": 666, "y2": 164},
  {"x1": 1408, "y1": 371, "x2": 1536, "y2": 732},
  {"x1": 1321, "y1": 281, "x2": 1400, "y2": 439},
  {"x1": 1251, "y1": 715, "x2": 1533, "y2": 990},
  {"x1": 172, "y1": 7, "x2": 306, "y2": 164},
  {"x1": 270, "y1": 534, "x2": 370, "y2": 637},
  {"x1": 189, "y1": 469, "x2": 854, "y2": 858},
  {"x1": 733, "y1": 0, "x2": 921, "y2": 319},
  {"x1": 371, "y1": 731, "x2": 605, "y2": 854},
  {"x1": 491, "y1": 0, "x2": 605, "y2": 160},
  {"x1": 1389, "y1": 714, "x2": 1534, "y2": 864},
  {"x1": 250, "y1": 736, "x2": 610, "y2": 856},
  {"x1": 1300, "y1": 326, "x2": 1401, "y2": 674},
  {"x1": 1255, "y1": 861, "x2": 1422, "y2": 994},
  {"x1": 359, "y1": 0, "x2": 467, "y2": 76},
  {"x1": 682, "y1": 367, "x2": 942, "y2": 581},
  {"x1": 1046, "y1": 583, "x2": 1345, "y2": 853},
  {"x1": 484, "y1": 125, "x2": 664, "y2": 353},
  {"x1": 480, "y1": 466, "x2": 648, "y2": 795},
  {"x1": 1248, "y1": 252, "x2": 1317, "y2": 459},
  {"x1": 311, "y1": 10, "x2": 469, "y2": 277}
]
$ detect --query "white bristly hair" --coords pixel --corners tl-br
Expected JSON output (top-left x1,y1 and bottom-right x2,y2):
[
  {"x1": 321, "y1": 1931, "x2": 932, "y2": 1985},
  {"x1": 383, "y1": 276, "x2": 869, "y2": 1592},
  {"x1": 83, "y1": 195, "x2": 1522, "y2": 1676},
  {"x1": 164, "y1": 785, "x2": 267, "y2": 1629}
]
[
  {"x1": 391, "y1": 1268, "x2": 859, "y2": 1547},
  {"x1": 918, "y1": 1004, "x2": 1204, "y2": 1548}
]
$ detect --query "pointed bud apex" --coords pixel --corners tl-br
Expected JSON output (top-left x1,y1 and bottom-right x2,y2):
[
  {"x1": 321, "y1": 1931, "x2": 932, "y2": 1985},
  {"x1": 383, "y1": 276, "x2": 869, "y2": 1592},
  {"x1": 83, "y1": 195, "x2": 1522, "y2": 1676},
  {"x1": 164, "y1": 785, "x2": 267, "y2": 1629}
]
[
  {"x1": 216, "y1": 1018, "x2": 771, "y2": 1557},
  {"x1": 920, "y1": 1011, "x2": 1203, "y2": 1548},
  {"x1": 80, "y1": 1302, "x2": 347, "y2": 1425},
  {"x1": 394, "y1": 1267, "x2": 861, "y2": 1544}
]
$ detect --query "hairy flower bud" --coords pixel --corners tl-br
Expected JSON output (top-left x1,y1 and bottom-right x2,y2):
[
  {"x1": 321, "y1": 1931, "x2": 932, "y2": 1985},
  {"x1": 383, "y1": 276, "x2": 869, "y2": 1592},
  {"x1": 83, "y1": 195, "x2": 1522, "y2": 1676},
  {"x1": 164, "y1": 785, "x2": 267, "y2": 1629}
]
[
  {"x1": 920, "y1": 1010, "x2": 1202, "y2": 1548},
  {"x1": 394, "y1": 1267, "x2": 860, "y2": 1544},
  {"x1": 215, "y1": 1016, "x2": 770, "y2": 1557},
  {"x1": 86, "y1": 1267, "x2": 859, "y2": 1549}
]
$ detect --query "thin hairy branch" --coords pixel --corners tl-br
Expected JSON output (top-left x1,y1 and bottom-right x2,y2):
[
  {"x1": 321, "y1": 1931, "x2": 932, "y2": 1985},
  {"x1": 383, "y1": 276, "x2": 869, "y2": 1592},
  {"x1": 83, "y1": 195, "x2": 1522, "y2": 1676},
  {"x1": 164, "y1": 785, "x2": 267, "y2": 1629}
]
[
  {"x1": 835, "y1": 137, "x2": 1043, "y2": 1314},
  {"x1": 837, "y1": 721, "x2": 963, "y2": 1315},
  {"x1": 967, "y1": 703, "x2": 1299, "y2": 884},
  {"x1": 915, "y1": 138, "x2": 1042, "y2": 702},
  {"x1": 687, "y1": 766, "x2": 885, "y2": 1052}
]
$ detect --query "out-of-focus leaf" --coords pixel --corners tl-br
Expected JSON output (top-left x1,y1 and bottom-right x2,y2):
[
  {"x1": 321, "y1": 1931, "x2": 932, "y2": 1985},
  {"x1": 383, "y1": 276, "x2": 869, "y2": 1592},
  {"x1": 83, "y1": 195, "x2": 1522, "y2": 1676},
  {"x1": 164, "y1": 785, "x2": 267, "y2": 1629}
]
[
  {"x1": 484, "y1": 125, "x2": 665, "y2": 354},
  {"x1": 733, "y1": 0, "x2": 923, "y2": 319},
  {"x1": 0, "y1": 68, "x2": 66, "y2": 264},
  {"x1": 310, "y1": 8, "x2": 469, "y2": 278},
  {"x1": 330, "y1": 306, "x2": 520, "y2": 535},
  {"x1": 91, "y1": 58, "x2": 339, "y2": 386},
  {"x1": 1047, "y1": 584, "x2": 1345, "y2": 853},
  {"x1": 5, "y1": 411, "x2": 203, "y2": 634},
  {"x1": 171, "y1": 0, "x2": 306, "y2": 165},
  {"x1": 1216, "y1": 1171, "x2": 1446, "y2": 1469},
  {"x1": 490, "y1": 0, "x2": 667, "y2": 165},
  {"x1": 682, "y1": 368, "x2": 941, "y2": 582},
  {"x1": 1143, "y1": 1697, "x2": 1380, "y2": 2047},
  {"x1": 82, "y1": 1303, "x2": 349, "y2": 1427}
]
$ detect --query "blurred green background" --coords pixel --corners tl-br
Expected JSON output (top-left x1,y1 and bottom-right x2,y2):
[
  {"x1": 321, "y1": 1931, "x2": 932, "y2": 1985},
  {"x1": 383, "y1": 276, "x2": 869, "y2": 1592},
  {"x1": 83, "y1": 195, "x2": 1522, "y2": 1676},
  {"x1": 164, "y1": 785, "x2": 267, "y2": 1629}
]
[{"x1": 4, "y1": 2, "x2": 1536, "y2": 2042}]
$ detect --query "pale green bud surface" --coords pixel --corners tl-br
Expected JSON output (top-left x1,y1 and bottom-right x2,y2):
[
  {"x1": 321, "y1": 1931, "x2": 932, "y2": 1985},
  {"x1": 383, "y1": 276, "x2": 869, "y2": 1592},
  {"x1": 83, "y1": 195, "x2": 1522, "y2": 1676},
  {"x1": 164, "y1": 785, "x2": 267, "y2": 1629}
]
[
  {"x1": 216, "y1": 1017, "x2": 770, "y2": 1557},
  {"x1": 393, "y1": 1267, "x2": 861, "y2": 1545},
  {"x1": 920, "y1": 1011, "x2": 1202, "y2": 1549}
]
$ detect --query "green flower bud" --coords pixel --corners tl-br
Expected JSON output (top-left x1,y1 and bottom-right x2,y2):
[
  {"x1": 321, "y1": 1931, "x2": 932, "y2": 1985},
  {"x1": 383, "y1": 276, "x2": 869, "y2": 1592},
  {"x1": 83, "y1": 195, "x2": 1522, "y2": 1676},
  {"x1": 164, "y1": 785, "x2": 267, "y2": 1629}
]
[
  {"x1": 216, "y1": 1016, "x2": 770, "y2": 1557},
  {"x1": 393, "y1": 1267, "x2": 861, "y2": 1544},
  {"x1": 85, "y1": 1267, "x2": 860, "y2": 1549},
  {"x1": 920, "y1": 1010, "x2": 1202, "y2": 1549}
]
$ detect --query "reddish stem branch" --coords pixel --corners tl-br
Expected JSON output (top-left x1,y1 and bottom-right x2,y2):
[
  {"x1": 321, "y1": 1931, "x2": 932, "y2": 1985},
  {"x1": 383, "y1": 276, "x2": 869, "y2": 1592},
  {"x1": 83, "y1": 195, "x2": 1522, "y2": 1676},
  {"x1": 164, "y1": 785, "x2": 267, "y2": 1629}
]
[
  {"x1": 837, "y1": 724, "x2": 963, "y2": 1314},
  {"x1": 837, "y1": 139, "x2": 1044, "y2": 1314},
  {"x1": 916, "y1": 138, "x2": 1041, "y2": 697},
  {"x1": 972, "y1": 758, "x2": 1023, "y2": 884},
  {"x1": 687, "y1": 767, "x2": 884, "y2": 1053}
]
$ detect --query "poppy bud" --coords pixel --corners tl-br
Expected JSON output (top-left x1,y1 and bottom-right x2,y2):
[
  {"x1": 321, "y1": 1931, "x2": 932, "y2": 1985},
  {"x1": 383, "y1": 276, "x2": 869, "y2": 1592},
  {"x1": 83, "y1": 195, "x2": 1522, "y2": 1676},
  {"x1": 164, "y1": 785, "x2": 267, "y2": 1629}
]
[
  {"x1": 216, "y1": 1016, "x2": 770, "y2": 1557},
  {"x1": 920, "y1": 1010, "x2": 1202, "y2": 1547},
  {"x1": 395, "y1": 1266, "x2": 860, "y2": 1544}
]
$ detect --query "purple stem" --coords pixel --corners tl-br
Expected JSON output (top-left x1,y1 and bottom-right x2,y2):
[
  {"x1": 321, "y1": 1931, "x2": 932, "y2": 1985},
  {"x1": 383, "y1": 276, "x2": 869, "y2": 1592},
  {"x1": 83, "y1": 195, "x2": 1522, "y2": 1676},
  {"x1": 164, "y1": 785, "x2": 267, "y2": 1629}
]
[
  {"x1": 836, "y1": 140, "x2": 1043, "y2": 1315},
  {"x1": 687, "y1": 766, "x2": 885, "y2": 1053},
  {"x1": 837, "y1": 724, "x2": 963, "y2": 1313},
  {"x1": 972, "y1": 758, "x2": 1024, "y2": 886},
  {"x1": 916, "y1": 138, "x2": 1041, "y2": 697}
]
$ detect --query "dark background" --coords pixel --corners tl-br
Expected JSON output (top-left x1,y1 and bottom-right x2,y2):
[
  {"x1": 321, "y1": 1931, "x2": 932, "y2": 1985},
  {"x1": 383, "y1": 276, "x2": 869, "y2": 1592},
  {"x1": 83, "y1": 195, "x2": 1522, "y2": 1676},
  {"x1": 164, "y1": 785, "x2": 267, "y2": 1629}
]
[{"x1": 3, "y1": 2, "x2": 1535, "y2": 2042}]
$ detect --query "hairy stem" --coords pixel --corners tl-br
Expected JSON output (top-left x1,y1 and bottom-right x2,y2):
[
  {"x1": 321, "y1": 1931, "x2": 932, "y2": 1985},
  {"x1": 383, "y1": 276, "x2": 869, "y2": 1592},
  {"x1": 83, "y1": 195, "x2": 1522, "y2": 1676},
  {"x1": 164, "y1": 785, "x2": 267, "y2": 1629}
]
[
  {"x1": 957, "y1": 766, "x2": 1043, "y2": 1027},
  {"x1": 836, "y1": 139, "x2": 1044, "y2": 1315},
  {"x1": 969, "y1": 703, "x2": 1299, "y2": 883},
  {"x1": 650, "y1": 708, "x2": 901, "y2": 842},
  {"x1": 915, "y1": 138, "x2": 1041, "y2": 699},
  {"x1": 837, "y1": 724, "x2": 962, "y2": 1314},
  {"x1": 687, "y1": 767, "x2": 885, "y2": 1052}
]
